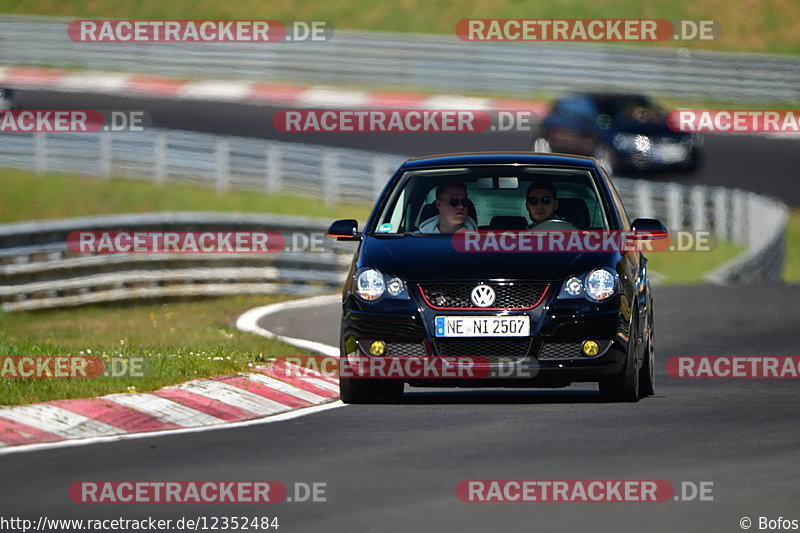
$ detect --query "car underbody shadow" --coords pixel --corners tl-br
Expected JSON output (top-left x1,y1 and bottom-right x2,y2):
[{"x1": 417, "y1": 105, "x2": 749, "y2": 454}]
[{"x1": 377, "y1": 387, "x2": 609, "y2": 404}]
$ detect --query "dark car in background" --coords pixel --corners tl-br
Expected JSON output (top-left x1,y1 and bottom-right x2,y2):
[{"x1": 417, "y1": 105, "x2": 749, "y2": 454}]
[
  {"x1": 531, "y1": 93, "x2": 702, "y2": 175},
  {"x1": 327, "y1": 152, "x2": 667, "y2": 404},
  {"x1": 0, "y1": 87, "x2": 14, "y2": 110}
]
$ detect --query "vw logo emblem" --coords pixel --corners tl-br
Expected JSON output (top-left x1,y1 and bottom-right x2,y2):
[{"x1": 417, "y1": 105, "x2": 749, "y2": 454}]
[{"x1": 470, "y1": 284, "x2": 496, "y2": 307}]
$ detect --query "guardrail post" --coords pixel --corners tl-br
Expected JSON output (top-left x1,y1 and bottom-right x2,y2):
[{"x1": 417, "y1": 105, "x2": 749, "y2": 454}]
[
  {"x1": 713, "y1": 188, "x2": 729, "y2": 241},
  {"x1": 690, "y1": 185, "x2": 707, "y2": 231},
  {"x1": 99, "y1": 131, "x2": 112, "y2": 178},
  {"x1": 34, "y1": 132, "x2": 47, "y2": 175},
  {"x1": 372, "y1": 154, "x2": 389, "y2": 200},
  {"x1": 265, "y1": 142, "x2": 282, "y2": 193},
  {"x1": 666, "y1": 183, "x2": 682, "y2": 233},
  {"x1": 154, "y1": 132, "x2": 167, "y2": 184},
  {"x1": 215, "y1": 137, "x2": 230, "y2": 191},
  {"x1": 731, "y1": 189, "x2": 747, "y2": 245},
  {"x1": 634, "y1": 179, "x2": 654, "y2": 219},
  {"x1": 747, "y1": 193, "x2": 762, "y2": 249},
  {"x1": 321, "y1": 150, "x2": 338, "y2": 205}
]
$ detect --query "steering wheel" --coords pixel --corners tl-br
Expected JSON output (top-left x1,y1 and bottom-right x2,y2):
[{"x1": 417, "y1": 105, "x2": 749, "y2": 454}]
[{"x1": 530, "y1": 218, "x2": 579, "y2": 230}]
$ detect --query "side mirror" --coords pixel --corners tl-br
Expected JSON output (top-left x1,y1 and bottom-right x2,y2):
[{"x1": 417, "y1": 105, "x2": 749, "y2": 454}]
[
  {"x1": 326, "y1": 219, "x2": 361, "y2": 241},
  {"x1": 630, "y1": 218, "x2": 668, "y2": 240}
]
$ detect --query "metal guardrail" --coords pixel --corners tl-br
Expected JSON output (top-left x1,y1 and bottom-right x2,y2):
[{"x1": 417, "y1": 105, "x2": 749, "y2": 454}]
[
  {"x1": 0, "y1": 212, "x2": 355, "y2": 311},
  {"x1": 1, "y1": 16, "x2": 799, "y2": 104},
  {"x1": 0, "y1": 129, "x2": 406, "y2": 206}
]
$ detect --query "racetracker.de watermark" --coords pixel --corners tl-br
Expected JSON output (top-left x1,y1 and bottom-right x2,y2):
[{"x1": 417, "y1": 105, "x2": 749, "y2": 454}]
[
  {"x1": 0, "y1": 110, "x2": 150, "y2": 133},
  {"x1": 278, "y1": 356, "x2": 538, "y2": 379},
  {"x1": 666, "y1": 356, "x2": 800, "y2": 378},
  {"x1": 68, "y1": 20, "x2": 333, "y2": 42},
  {"x1": 69, "y1": 480, "x2": 327, "y2": 504},
  {"x1": 668, "y1": 110, "x2": 800, "y2": 133},
  {"x1": 0, "y1": 356, "x2": 148, "y2": 378},
  {"x1": 273, "y1": 109, "x2": 540, "y2": 133},
  {"x1": 456, "y1": 480, "x2": 713, "y2": 502},
  {"x1": 67, "y1": 231, "x2": 330, "y2": 254},
  {"x1": 456, "y1": 19, "x2": 719, "y2": 41},
  {"x1": 451, "y1": 230, "x2": 713, "y2": 253}
]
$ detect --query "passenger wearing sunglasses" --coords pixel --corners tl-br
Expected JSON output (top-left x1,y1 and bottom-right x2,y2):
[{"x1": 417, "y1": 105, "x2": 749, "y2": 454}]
[
  {"x1": 418, "y1": 181, "x2": 478, "y2": 234},
  {"x1": 525, "y1": 179, "x2": 563, "y2": 229}
]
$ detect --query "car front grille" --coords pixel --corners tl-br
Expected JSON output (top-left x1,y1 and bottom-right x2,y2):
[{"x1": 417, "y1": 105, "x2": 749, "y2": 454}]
[
  {"x1": 349, "y1": 317, "x2": 427, "y2": 338},
  {"x1": 537, "y1": 342, "x2": 583, "y2": 360},
  {"x1": 384, "y1": 342, "x2": 428, "y2": 357},
  {"x1": 419, "y1": 282, "x2": 548, "y2": 310},
  {"x1": 537, "y1": 341, "x2": 609, "y2": 360},
  {"x1": 433, "y1": 337, "x2": 533, "y2": 363}
]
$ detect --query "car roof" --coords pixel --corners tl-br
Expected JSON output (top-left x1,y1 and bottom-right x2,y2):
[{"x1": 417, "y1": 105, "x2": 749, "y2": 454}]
[
  {"x1": 559, "y1": 91, "x2": 652, "y2": 101},
  {"x1": 400, "y1": 151, "x2": 600, "y2": 170},
  {"x1": 554, "y1": 92, "x2": 657, "y2": 113}
]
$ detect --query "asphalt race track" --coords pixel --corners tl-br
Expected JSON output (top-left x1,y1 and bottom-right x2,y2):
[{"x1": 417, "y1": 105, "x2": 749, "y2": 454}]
[
  {"x1": 13, "y1": 89, "x2": 800, "y2": 207},
  {"x1": 1, "y1": 285, "x2": 799, "y2": 533}
]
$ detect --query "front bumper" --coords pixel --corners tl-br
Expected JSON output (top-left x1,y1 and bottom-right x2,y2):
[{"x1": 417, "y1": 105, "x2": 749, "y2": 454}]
[{"x1": 340, "y1": 285, "x2": 631, "y2": 387}]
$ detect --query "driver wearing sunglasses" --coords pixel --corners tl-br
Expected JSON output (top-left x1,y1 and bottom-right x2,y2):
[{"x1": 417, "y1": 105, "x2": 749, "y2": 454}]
[
  {"x1": 418, "y1": 181, "x2": 478, "y2": 234},
  {"x1": 525, "y1": 179, "x2": 563, "y2": 228}
]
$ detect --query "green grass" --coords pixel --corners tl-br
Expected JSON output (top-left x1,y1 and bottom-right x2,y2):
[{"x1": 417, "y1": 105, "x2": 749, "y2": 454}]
[
  {"x1": 645, "y1": 241, "x2": 744, "y2": 285},
  {"x1": 0, "y1": 295, "x2": 329, "y2": 406},
  {"x1": 0, "y1": 168, "x2": 371, "y2": 224},
  {"x1": 0, "y1": 168, "x2": 363, "y2": 406},
  {"x1": 783, "y1": 211, "x2": 800, "y2": 283},
  {"x1": 2, "y1": 0, "x2": 800, "y2": 55}
]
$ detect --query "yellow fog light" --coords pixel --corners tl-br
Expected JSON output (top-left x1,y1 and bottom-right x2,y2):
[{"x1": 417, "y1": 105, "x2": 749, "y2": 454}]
[
  {"x1": 369, "y1": 340, "x2": 386, "y2": 356},
  {"x1": 582, "y1": 340, "x2": 599, "y2": 356}
]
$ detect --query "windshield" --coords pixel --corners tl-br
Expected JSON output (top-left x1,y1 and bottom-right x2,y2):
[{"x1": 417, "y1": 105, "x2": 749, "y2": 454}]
[
  {"x1": 595, "y1": 95, "x2": 666, "y2": 125},
  {"x1": 372, "y1": 166, "x2": 611, "y2": 235}
]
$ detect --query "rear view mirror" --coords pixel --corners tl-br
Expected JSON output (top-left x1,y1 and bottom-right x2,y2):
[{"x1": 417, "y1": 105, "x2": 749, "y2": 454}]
[
  {"x1": 326, "y1": 219, "x2": 361, "y2": 241},
  {"x1": 476, "y1": 177, "x2": 519, "y2": 190},
  {"x1": 630, "y1": 218, "x2": 668, "y2": 239},
  {"x1": 498, "y1": 177, "x2": 518, "y2": 189},
  {"x1": 476, "y1": 177, "x2": 494, "y2": 189}
]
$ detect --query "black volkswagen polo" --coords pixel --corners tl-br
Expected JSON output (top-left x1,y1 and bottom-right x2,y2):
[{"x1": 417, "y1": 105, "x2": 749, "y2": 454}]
[{"x1": 327, "y1": 152, "x2": 667, "y2": 403}]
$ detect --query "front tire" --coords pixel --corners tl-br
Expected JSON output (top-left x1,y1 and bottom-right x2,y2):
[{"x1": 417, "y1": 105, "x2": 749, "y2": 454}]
[
  {"x1": 339, "y1": 377, "x2": 378, "y2": 404},
  {"x1": 599, "y1": 310, "x2": 640, "y2": 402},
  {"x1": 639, "y1": 311, "x2": 655, "y2": 397},
  {"x1": 339, "y1": 377, "x2": 404, "y2": 404}
]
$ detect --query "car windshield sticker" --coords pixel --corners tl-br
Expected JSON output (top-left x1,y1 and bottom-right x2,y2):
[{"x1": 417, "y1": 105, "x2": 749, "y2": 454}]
[{"x1": 378, "y1": 223, "x2": 393, "y2": 233}]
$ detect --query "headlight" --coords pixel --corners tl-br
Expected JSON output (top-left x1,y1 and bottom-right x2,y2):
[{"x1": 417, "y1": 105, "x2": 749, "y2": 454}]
[
  {"x1": 585, "y1": 269, "x2": 616, "y2": 301},
  {"x1": 356, "y1": 269, "x2": 385, "y2": 301},
  {"x1": 613, "y1": 133, "x2": 650, "y2": 152},
  {"x1": 563, "y1": 276, "x2": 583, "y2": 297},
  {"x1": 354, "y1": 270, "x2": 408, "y2": 301},
  {"x1": 612, "y1": 133, "x2": 636, "y2": 151},
  {"x1": 386, "y1": 277, "x2": 405, "y2": 296}
]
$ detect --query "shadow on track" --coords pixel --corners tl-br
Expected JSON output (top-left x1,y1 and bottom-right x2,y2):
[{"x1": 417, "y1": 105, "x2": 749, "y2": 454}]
[{"x1": 369, "y1": 387, "x2": 665, "y2": 404}]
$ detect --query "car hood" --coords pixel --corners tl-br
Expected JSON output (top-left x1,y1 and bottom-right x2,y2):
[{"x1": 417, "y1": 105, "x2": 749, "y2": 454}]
[{"x1": 361, "y1": 235, "x2": 620, "y2": 282}]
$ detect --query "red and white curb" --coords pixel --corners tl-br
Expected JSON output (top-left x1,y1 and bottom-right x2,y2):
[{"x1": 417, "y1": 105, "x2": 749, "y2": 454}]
[
  {"x1": 0, "y1": 66, "x2": 549, "y2": 114},
  {"x1": 0, "y1": 296, "x2": 342, "y2": 455}
]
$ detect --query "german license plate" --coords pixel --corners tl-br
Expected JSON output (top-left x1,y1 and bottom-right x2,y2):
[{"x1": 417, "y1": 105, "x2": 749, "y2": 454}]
[{"x1": 435, "y1": 316, "x2": 530, "y2": 337}]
